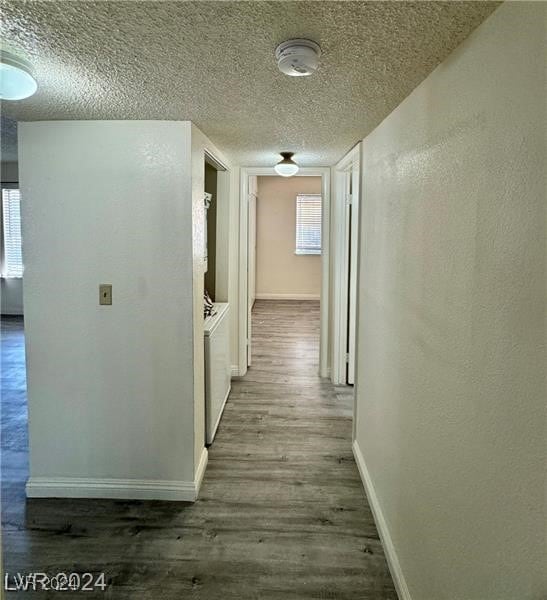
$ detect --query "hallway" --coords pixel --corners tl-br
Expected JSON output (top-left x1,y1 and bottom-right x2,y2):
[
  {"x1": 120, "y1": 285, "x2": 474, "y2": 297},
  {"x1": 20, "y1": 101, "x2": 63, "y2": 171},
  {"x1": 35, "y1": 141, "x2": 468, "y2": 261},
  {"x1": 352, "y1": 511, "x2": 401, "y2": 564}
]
[
  {"x1": 2, "y1": 2, "x2": 544, "y2": 597},
  {"x1": 1, "y1": 301, "x2": 395, "y2": 599},
  {"x1": 204, "y1": 299, "x2": 396, "y2": 597}
]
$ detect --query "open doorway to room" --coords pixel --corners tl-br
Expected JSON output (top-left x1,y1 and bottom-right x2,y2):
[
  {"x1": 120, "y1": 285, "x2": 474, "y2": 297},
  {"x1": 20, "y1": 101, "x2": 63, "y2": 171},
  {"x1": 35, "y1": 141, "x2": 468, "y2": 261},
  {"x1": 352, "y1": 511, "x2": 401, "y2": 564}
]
[
  {"x1": 202, "y1": 151, "x2": 232, "y2": 447},
  {"x1": 251, "y1": 174, "x2": 323, "y2": 380},
  {"x1": 238, "y1": 168, "x2": 330, "y2": 380},
  {"x1": 1, "y1": 155, "x2": 29, "y2": 532}
]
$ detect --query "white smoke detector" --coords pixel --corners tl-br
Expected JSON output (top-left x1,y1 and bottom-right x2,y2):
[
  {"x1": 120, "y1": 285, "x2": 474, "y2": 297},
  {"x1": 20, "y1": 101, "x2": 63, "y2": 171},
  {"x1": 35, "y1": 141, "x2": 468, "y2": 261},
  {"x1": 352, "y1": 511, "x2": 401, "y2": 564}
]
[{"x1": 275, "y1": 39, "x2": 321, "y2": 77}]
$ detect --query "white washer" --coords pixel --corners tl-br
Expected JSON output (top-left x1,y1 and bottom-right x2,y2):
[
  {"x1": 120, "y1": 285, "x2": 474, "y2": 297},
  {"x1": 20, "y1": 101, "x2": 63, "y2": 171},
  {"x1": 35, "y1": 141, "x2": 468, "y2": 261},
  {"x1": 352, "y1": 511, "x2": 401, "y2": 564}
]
[{"x1": 204, "y1": 302, "x2": 231, "y2": 444}]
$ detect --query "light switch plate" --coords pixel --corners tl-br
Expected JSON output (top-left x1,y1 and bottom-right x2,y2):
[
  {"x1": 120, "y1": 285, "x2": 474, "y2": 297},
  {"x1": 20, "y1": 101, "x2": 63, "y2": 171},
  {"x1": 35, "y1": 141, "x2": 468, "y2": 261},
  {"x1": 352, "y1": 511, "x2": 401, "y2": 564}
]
[{"x1": 99, "y1": 284, "x2": 112, "y2": 305}]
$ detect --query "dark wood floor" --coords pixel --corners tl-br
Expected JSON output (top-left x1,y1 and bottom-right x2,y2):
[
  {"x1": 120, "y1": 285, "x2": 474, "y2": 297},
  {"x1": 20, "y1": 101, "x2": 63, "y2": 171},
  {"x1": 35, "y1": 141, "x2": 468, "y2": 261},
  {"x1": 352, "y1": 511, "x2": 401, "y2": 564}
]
[{"x1": 1, "y1": 302, "x2": 396, "y2": 599}]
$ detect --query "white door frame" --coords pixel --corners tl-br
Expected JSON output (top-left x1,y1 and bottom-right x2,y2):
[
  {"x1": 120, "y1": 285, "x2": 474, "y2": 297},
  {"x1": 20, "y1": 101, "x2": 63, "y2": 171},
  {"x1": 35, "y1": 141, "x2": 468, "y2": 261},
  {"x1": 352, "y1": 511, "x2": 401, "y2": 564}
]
[
  {"x1": 332, "y1": 143, "x2": 361, "y2": 385},
  {"x1": 247, "y1": 175, "x2": 257, "y2": 367},
  {"x1": 238, "y1": 167, "x2": 331, "y2": 378}
]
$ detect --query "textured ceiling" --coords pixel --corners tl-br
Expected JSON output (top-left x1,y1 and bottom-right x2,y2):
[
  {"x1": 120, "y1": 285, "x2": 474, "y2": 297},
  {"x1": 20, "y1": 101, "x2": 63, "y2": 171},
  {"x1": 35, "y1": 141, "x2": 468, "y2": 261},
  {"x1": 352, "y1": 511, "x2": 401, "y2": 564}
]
[{"x1": 0, "y1": 1, "x2": 499, "y2": 166}]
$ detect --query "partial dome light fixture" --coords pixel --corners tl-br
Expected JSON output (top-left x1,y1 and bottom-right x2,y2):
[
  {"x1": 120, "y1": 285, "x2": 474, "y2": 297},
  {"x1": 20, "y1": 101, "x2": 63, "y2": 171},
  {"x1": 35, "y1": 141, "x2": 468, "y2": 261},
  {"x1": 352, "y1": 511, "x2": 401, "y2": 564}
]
[
  {"x1": 0, "y1": 50, "x2": 37, "y2": 100},
  {"x1": 274, "y1": 152, "x2": 299, "y2": 177},
  {"x1": 275, "y1": 39, "x2": 321, "y2": 77}
]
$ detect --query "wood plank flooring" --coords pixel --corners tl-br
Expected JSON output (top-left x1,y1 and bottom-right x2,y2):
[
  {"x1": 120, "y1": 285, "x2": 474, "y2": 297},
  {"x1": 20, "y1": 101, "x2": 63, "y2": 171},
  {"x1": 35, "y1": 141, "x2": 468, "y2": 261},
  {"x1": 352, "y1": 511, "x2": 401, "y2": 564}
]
[{"x1": 1, "y1": 302, "x2": 396, "y2": 599}]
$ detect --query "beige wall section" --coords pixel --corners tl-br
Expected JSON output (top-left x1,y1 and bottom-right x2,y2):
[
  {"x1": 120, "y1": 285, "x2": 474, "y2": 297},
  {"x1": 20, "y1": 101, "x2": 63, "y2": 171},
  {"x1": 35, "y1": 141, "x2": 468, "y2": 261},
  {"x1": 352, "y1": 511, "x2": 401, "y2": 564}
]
[
  {"x1": 256, "y1": 176, "x2": 322, "y2": 299},
  {"x1": 355, "y1": 3, "x2": 546, "y2": 600}
]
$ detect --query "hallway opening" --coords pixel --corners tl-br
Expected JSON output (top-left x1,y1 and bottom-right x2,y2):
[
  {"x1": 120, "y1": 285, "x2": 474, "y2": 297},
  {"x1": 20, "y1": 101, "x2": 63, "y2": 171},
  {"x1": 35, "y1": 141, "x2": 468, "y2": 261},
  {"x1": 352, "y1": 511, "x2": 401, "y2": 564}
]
[
  {"x1": 239, "y1": 167, "x2": 331, "y2": 379},
  {"x1": 250, "y1": 175, "x2": 322, "y2": 372}
]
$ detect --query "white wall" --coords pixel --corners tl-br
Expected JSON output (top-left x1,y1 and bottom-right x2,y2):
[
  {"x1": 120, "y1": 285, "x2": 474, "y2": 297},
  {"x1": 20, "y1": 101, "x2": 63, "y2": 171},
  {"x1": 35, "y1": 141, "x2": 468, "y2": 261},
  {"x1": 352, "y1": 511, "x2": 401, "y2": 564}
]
[
  {"x1": 256, "y1": 176, "x2": 322, "y2": 299},
  {"x1": 20, "y1": 121, "x2": 202, "y2": 500},
  {"x1": 1, "y1": 161, "x2": 24, "y2": 315},
  {"x1": 1, "y1": 278, "x2": 23, "y2": 315},
  {"x1": 354, "y1": 3, "x2": 546, "y2": 599}
]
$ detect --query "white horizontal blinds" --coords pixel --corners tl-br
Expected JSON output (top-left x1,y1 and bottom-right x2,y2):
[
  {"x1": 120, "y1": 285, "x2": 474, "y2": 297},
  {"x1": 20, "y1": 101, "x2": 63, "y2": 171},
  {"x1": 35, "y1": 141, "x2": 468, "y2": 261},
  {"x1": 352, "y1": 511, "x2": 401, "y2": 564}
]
[
  {"x1": 296, "y1": 194, "x2": 322, "y2": 255},
  {"x1": 2, "y1": 188, "x2": 23, "y2": 277}
]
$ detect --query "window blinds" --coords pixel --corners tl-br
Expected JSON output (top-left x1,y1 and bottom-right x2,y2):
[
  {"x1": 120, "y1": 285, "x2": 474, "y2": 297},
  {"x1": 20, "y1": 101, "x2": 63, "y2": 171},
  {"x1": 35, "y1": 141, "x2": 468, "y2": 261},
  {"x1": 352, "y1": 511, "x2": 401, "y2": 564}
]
[
  {"x1": 295, "y1": 194, "x2": 322, "y2": 255},
  {"x1": 2, "y1": 188, "x2": 23, "y2": 278}
]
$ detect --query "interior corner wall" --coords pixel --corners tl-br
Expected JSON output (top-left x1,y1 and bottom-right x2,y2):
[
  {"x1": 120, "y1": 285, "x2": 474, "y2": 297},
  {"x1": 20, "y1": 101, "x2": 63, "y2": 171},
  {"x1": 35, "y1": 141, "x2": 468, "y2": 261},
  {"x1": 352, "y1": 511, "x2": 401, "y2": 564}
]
[
  {"x1": 19, "y1": 120, "x2": 197, "y2": 498},
  {"x1": 255, "y1": 175, "x2": 322, "y2": 299},
  {"x1": 354, "y1": 3, "x2": 546, "y2": 599},
  {"x1": 1, "y1": 161, "x2": 24, "y2": 315}
]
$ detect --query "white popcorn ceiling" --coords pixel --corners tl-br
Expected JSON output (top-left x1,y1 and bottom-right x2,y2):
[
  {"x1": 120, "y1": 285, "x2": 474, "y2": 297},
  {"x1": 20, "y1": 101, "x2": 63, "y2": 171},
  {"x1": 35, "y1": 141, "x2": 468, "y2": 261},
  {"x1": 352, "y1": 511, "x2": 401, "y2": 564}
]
[{"x1": 0, "y1": 1, "x2": 499, "y2": 166}]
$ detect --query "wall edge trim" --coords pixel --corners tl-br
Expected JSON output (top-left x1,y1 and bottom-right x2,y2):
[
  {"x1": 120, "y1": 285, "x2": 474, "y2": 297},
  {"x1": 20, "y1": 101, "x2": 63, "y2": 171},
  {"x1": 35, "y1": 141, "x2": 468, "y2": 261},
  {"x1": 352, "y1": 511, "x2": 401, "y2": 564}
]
[
  {"x1": 194, "y1": 447, "x2": 208, "y2": 498},
  {"x1": 26, "y1": 477, "x2": 197, "y2": 502},
  {"x1": 352, "y1": 440, "x2": 412, "y2": 600}
]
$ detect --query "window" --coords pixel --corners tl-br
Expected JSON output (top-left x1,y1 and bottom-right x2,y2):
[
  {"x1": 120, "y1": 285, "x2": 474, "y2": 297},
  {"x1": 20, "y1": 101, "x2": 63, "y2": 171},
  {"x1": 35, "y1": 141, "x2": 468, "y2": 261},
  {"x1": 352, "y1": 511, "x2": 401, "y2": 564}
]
[
  {"x1": 2, "y1": 188, "x2": 23, "y2": 278},
  {"x1": 295, "y1": 194, "x2": 322, "y2": 255}
]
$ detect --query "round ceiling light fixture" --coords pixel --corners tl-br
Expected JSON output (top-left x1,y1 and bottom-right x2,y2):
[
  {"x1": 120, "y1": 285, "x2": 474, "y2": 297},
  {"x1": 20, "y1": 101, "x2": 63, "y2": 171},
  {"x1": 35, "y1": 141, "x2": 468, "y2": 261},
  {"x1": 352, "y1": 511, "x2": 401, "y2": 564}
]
[
  {"x1": 275, "y1": 39, "x2": 321, "y2": 77},
  {"x1": 0, "y1": 50, "x2": 37, "y2": 100},
  {"x1": 274, "y1": 152, "x2": 299, "y2": 177}
]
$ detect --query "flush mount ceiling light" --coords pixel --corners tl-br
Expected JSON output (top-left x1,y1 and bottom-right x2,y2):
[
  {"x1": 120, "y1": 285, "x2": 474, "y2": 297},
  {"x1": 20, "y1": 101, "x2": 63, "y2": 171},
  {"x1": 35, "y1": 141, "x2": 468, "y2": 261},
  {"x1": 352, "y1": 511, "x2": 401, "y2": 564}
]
[
  {"x1": 275, "y1": 39, "x2": 321, "y2": 77},
  {"x1": 0, "y1": 50, "x2": 37, "y2": 100},
  {"x1": 274, "y1": 152, "x2": 299, "y2": 177}
]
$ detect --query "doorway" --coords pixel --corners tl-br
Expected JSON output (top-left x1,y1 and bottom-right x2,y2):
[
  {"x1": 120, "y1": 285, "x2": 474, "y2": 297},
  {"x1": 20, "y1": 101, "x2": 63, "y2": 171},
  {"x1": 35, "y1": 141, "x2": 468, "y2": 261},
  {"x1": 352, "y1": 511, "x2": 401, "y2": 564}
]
[
  {"x1": 332, "y1": 144, "x2": 361, "y2": 386},
  {"x1": 202, "y1": 150, "x2": 232, "y2": 447},
  {"x1": 239, "y1": 168, "x2": 330, "y2": 378}
]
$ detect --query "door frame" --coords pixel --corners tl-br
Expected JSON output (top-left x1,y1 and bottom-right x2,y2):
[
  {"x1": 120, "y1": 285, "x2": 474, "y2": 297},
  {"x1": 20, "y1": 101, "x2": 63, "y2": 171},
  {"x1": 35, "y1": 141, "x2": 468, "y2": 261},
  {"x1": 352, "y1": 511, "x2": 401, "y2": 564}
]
[
  {"x1": 246, "y1": 175, "x2": 257, "y2": 367},
  {"x1": 332, "y1": 143, "x2": 361, "y2": 385},
  {"x1": 204, "y1": 150, "x2": 230, "y2": 303},
  {"x1": 238, "y1": 166, "x2": 331, "y2": 378}
]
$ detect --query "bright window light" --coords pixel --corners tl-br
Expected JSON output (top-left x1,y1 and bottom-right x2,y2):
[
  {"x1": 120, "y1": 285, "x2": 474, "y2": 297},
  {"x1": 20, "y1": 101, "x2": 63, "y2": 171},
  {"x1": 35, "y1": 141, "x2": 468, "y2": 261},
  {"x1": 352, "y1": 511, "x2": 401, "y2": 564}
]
[
  {"x1": 2, "y1": 188, "x2": 23, "y2": 278},
  {"x1": 295, "y1": 194, "x2": 322, "y2": 255}
]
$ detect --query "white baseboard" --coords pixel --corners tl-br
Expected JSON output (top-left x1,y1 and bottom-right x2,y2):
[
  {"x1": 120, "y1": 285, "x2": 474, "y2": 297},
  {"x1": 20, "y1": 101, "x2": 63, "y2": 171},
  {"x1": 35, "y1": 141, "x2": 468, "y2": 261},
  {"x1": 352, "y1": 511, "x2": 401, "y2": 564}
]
[
  {"x1": 26, "y1": 472, "x2": 203, "y2": 502},
  {"x1": 255, "y1": 293, "x2": 320, "y2": 301},
  {"x1": 352, "y1": 440, "x2": 412, "y2": 600},
  {"x1": 194, "y1": 446, "x2": 208, "y2": 498},
  {"x1": 232, "y1": 364, "x2": 249, "y2": 378}
]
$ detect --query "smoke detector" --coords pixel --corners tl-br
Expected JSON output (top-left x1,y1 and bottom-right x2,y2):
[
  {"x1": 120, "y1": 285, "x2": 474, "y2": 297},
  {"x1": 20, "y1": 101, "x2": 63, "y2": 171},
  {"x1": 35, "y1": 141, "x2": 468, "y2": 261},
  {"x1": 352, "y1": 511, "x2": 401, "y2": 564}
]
[{"x1": 275, "y1": 39, "x2": 321, "y2": 77}]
